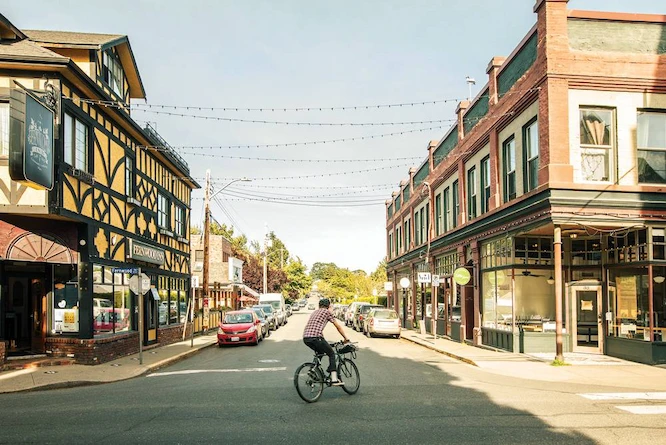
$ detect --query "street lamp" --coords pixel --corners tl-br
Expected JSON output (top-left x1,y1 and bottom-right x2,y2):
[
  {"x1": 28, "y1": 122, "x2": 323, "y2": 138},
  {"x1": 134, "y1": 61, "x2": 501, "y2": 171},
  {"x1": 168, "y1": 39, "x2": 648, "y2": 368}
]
[
  {"x1": 400, "y1": 277, "x2": 410, "y2": 326},
  {"x1": 203, "y1": 171, "x2": 252, "y2": 310}
]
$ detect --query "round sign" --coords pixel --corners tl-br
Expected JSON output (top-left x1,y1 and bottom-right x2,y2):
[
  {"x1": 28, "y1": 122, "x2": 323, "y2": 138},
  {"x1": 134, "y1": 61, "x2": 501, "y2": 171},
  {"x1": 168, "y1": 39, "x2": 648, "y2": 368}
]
[
  {"x1": 399, "y1": 277, "x2": 411, "y2": 289},
  {"x1": 453, "y1": 267, "x2": 471, "y2": 285}
]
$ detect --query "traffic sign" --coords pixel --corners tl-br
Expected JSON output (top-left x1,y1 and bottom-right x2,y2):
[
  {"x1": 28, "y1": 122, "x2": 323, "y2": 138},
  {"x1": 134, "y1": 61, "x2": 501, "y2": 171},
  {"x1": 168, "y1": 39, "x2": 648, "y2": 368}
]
[
  {"x1": 112, "y1": 267, "x2": 139, "y2": 274},
  {"x1": 417, "y1": 272, "x2": 431, "y2": 284},
  {"x1": 129, "y1": 273, "x2": 151, "y2": 294}
]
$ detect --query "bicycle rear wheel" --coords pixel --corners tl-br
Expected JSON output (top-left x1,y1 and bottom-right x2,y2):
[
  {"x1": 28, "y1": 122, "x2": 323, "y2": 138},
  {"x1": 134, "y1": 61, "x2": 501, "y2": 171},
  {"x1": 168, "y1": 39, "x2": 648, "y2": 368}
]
[
  {"x1": 294, "y1": 362, "x2": 324, "y2": 403},
  {"x1": 338, "y1": 358, "x2": 360, "y2": 394}
]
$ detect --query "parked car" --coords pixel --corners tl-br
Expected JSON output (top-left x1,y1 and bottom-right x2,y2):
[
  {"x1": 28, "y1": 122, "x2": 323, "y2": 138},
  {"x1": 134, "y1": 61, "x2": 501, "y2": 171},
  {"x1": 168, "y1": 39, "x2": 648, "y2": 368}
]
[
  {"x1": 353, "y1": 304, "x2": 383, "y2": 331},
  {"x1": 285, "y1": 304, "x2": 292, "y2": 317},
  {"x1": 363, "y1": 308, "x2": 401, "y2": 338},
  {"x1": 217, "y1": 310, "x2": 261, "y2": 346},
  {"x1": 307, "y1": 303, "x2": 315, "y2": 310},
  {"x1": 345, "y1": 302, "x2": 363, "y2": 326},
  {"x1": 291, "y1": 303, "x2": 299, "y2": 312},
  {"x1": 249, "y1": 306, "x2": 270, "y2": 339},
  {"x1": 253, "y1": 304, "x2": 278, "y2": 331}
]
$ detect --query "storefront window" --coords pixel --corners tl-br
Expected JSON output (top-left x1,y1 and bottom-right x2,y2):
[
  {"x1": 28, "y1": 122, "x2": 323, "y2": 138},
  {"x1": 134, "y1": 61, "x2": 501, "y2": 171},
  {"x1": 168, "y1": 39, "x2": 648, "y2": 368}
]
[
  {"x1": 158, "y1": 275, "x2": 169, "y2": 326},
  {"x1": 481, "y1": 270, "x2": 512, "y2": 331},
  {"x1": 93, "y1": 265, "x2": 134, "y2": 335},
  {"x1": 514, "y1": 270, "x2": 555, "y2": 332},
  {"x1": 52, "y1": 264, "x2": 78, "y2": 334},
  {"x1": 610, "y1": 268, "x2": 650, "y2": 340}
]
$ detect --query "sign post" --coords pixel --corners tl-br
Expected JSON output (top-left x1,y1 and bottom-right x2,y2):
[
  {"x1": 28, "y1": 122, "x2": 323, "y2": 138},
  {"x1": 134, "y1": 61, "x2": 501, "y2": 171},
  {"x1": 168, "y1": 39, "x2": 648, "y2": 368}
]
[{"x1": 137, "y1": 267, "x2": 143, "y2": 365}]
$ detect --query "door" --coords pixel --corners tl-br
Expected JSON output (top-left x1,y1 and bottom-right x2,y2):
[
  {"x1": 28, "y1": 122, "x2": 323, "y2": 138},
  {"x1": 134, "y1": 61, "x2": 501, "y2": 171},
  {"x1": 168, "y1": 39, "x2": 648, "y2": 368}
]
[
  {"x1": 6, "y1": 278, "x2": 29, "y2": 351},
  {"x1": 30, "y1": 278, "x2": 47, "y2": 353},
  {"x1": 571, "y1": 285, "x2": 603, "y2": 352}
]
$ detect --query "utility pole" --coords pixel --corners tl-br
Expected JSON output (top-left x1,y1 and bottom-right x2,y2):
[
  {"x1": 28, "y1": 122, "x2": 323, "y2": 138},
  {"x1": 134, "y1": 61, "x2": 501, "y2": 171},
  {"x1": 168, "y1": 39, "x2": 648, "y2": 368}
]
[
  {"x1": 263, "y1": 223, "x2": 268, "y2": 294},
  {"x1": 203, "y1": 170, "x2": 211, "y2": 311}
]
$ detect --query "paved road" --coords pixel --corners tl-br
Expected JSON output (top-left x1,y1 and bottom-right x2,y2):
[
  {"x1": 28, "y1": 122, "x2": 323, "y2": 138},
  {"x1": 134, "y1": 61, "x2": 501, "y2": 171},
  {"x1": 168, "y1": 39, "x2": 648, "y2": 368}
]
[{"x1": 1, "y1": 310, "x2": 665, "y2": 444}]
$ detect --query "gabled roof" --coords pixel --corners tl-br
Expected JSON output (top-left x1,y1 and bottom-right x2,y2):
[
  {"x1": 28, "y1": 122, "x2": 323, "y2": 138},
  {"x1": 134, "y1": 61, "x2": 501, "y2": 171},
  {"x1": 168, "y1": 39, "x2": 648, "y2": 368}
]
[
  {"x1": 23, "y1": 29, "x2": 146, "y2": 99},
  {"x1": 0, "y1": 13, "x2": 27, "y2": 41},
  {"x1": 0, "y1": 39, "x2": 67, "y2": 62}
]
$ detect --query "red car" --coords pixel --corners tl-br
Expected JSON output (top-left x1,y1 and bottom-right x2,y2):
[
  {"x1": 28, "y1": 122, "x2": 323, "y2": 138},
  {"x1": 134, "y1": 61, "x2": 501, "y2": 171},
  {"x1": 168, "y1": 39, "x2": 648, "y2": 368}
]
[{"x1": 217, "y1": 310, "x2": 261, "y2": 346}]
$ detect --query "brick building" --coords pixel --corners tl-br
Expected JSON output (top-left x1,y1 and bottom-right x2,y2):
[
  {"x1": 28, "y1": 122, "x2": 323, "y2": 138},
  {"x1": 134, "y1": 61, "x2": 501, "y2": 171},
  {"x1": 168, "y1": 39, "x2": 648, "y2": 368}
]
[{"x1": 386, "y1": 0, "x2": 666, "y2": 364}]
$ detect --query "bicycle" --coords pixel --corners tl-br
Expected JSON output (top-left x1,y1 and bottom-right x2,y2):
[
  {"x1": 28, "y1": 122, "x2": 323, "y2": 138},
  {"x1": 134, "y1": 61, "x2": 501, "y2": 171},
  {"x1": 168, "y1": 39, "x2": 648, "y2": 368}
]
[{"x1": 294, "y1": 341, "x2": 360, "y2": 403}]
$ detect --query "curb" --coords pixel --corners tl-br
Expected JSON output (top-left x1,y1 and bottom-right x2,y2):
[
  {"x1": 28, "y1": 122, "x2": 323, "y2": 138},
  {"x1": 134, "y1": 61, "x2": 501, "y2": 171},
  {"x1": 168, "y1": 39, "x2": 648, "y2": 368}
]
[{"x1": 401, "y1": 335, "x2": 479, "y2": 367}]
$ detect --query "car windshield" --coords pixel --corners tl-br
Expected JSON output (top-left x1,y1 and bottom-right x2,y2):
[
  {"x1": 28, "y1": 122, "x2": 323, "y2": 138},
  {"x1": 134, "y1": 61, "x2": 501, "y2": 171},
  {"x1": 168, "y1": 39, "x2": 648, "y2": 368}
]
[
  {"x1": 252, "y1": 309, "x2": 266, "y2": 319},
  {"x1": 373, "y1": 310, "x2": 398, "y2": 319},
  {"x1": 257, "y1": 305, "x2": 273, "y2": 314},
  {"x1": 270, "y1": 301, "x2": 281, "y2": 310},
  {"x1": 224, "y1": 313, "x2": 253, "y2": 324},
  {"x1": 361, "y1": 305, "x2": 381, "y2": 314}
]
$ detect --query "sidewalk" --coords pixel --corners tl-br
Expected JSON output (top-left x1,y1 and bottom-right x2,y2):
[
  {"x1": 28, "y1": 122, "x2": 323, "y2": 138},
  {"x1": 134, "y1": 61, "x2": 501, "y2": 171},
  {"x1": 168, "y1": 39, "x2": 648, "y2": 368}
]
[
  {"x1": 0, "y1": 332, "x2": 218, "y2": 394},
  {"x1": 400, "y1": 330, "x2": 666, "y2": 391}
]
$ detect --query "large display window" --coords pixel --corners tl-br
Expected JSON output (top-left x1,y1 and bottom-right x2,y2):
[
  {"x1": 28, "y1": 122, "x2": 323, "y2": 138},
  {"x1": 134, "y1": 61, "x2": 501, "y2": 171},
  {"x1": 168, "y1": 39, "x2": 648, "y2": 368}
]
[{"x1": 92, "y1": 265, "x2": 133, "y2": 336}]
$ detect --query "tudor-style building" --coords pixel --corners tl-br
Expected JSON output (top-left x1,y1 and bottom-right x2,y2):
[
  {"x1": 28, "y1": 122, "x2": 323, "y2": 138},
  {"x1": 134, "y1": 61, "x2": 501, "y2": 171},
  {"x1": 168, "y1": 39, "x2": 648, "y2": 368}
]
[
  {"x1": 386, "y1": 0, "x2": 666, "y2": 364},
  {"x1": 0, "y1": 15, "x2": 199, "y2": 364}
]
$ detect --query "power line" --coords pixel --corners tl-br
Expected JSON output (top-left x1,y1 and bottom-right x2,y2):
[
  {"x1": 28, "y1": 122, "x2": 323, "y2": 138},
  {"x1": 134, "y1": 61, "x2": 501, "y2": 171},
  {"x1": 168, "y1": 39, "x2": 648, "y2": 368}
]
[
  {"x1": 171, "y1": 152, "x2": 422, "y2": 163},
  {"x1": 208, "y1": 163, "x2": 412, "y2": 182}
]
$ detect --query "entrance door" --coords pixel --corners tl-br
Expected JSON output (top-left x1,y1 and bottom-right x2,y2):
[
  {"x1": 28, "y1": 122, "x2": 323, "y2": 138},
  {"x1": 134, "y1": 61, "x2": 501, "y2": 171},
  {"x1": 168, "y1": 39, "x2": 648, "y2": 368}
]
[
  {"x1": 571, "y1": 285, "x2": 603, "y2": 352},
  {"x1": 6, "y1": 278, "x2": 29, "y2": 352},
  {"x1": 31, "y1": 278, "x2": 46, "y2": 353}
]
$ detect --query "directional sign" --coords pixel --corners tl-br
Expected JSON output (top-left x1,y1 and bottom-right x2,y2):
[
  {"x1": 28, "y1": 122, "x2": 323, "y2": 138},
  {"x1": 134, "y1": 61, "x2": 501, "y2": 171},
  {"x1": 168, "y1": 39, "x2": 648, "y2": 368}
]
[
  {"x1": 417, "y1": 272, "x2": 431, "y2": 284},
  {"x1": 112, "y1": 267, "x2": 139, "y2": 274}
]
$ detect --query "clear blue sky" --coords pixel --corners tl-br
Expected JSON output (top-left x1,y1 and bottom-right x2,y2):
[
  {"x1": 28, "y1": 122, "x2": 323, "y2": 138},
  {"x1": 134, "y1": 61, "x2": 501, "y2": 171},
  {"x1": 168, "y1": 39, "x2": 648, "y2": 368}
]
[{"x1": 5, "y1": 0, "x2": 663, "y2": 273}]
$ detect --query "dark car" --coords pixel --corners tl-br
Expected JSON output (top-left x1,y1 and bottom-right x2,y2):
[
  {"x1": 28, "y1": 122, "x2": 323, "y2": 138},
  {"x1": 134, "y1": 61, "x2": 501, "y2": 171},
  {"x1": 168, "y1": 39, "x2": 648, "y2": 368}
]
[
  {"x1": 353, "y1": 304, "x2": 383, "y2": 332},
  {"x1": 253, "y1": 304, "x2": 278, "y2": 331}
]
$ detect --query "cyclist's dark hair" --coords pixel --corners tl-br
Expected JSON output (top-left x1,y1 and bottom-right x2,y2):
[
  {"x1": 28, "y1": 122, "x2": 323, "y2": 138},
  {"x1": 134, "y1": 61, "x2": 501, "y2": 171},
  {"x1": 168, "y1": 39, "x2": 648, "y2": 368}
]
[{"x1": 319, "y1": 298, "x2": 330, "y2": 308}]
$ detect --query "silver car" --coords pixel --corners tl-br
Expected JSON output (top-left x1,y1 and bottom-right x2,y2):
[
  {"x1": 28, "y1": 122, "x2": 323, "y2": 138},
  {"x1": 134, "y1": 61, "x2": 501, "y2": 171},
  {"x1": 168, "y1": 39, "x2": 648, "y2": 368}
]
[{"x1": 363, "y1": 308, "x2": 401, "y2": 338}]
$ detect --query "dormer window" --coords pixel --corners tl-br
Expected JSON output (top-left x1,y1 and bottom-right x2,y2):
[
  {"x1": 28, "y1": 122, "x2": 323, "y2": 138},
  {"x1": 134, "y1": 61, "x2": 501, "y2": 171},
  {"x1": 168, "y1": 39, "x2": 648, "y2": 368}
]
[{"x1": 102, "y1": 50, "x2": 125, "y2": 98}]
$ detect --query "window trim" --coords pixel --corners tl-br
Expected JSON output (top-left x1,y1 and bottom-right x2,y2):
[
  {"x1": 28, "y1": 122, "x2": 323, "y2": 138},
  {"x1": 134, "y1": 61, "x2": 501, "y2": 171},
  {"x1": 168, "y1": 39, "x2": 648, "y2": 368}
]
[
  {"x1": 579, "y1": 107, "x2": 615, "y2": 183},
  {"x1": 63, "y1": 110, "x2": 90, "y2": 172},
  {"x1": 452, "y1": 180, "x2": 459, "y2": 228},
  {"x1": 102, "y1": 50, "x2": 126, "y2": 98},
  {"x1": 467, "y1": 167, "x2": 477, "y2": 220},
  {"x1": 0, "y1": 101, "x2": 8, "y2": 157},
  {"x1": 481, "y1": 156, "x2": 490, "y2": 214},
  {"x1": 157, "y1": 192, "x2": 170, "y2": 230},
  {"x1": 637, "y1": 110, "x2": 666, "y2": 184},
  {"x1": 502, "y1": 136, "x2": 516, "y2": 202},
  {"x1": 523, "y1": 117, "x2": 539, "y2": 192}
]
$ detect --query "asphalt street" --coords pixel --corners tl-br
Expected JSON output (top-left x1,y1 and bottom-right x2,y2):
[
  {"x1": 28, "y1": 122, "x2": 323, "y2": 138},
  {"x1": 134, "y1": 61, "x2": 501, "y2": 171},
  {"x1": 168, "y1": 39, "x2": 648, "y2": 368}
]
[{"x1": 1, "y1": 310, "x2": 665, "y2": 444}]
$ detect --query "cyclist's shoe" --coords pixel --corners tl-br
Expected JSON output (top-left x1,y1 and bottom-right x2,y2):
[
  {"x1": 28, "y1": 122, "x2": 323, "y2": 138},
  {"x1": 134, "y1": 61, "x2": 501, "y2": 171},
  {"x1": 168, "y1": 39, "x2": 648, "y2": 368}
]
[{"x1": 331, "y1": 379, "x2": 345, "y2": 386}]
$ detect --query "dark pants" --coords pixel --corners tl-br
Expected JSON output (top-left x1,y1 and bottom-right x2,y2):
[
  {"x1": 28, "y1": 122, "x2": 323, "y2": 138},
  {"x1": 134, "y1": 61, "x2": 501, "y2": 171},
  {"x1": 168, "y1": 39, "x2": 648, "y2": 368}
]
[{"x1": 303, "y1": 337, "x2": 336, "y2": 373}]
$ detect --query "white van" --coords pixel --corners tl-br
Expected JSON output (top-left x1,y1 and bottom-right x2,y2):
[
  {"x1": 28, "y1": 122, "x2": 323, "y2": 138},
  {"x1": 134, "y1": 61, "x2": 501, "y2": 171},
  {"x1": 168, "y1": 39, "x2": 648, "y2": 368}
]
[{"x1": 259, "y1": 293, "x2": 287, "y2": 326}]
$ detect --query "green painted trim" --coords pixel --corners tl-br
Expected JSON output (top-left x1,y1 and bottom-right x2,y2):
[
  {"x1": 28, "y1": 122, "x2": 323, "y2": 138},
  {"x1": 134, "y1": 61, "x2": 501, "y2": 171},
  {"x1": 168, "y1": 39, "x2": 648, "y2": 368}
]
[
  {"x1": 498, "y1": 32, "x2": 537, "y2": 97},
  {"x1": 463, "y1": 93, "x2": 489, "y2": 135},
  {"x1": 433, "y1": 126, "x2": 458, "y2": 166}
]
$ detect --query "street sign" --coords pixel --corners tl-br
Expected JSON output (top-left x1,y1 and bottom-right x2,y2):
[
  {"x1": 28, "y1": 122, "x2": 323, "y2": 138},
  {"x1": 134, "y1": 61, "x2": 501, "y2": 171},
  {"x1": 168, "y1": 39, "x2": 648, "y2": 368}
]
[
  {"x1": 192, "y1": 275, "x2": 199, "y2": 288},
  {"x1": 384, "y1": 281, "x2": 393, "y2": 291},
  {"x1": 432, "y1": 275, "x2": 440, "y2": 286},
  {"x1": 112, "y1": 267, "x2": 139, "y2": 274},
  {"x1": 417, "y1": 272, "x2": 431, "y2": 284},
  {"x1": 129, "y1": 273, "x2": 151, "y2": 294}
]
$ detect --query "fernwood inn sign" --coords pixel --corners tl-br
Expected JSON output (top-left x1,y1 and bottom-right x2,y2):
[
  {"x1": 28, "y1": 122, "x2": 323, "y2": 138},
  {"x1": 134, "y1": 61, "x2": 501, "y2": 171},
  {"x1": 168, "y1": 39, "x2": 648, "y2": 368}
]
[{"x1": 127, "y1": 239, "x2": 165, "y2": 265}]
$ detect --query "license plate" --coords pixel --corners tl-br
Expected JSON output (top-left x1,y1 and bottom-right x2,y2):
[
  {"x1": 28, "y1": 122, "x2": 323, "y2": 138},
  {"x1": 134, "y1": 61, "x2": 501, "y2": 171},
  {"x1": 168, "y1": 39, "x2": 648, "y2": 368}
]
[{"x1": 231, "y1": 336, "x2": 240, "y2": 342}]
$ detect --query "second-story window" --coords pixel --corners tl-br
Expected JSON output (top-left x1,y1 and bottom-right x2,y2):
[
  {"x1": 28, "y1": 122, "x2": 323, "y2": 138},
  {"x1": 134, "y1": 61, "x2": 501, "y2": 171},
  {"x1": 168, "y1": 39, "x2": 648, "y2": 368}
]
[
  {"x1": 157, "y1": 193, "x2": 170, "y2": 229},
  {"x1": 125, "y1": 155, "x2": 134, "y2": 198},
  {"x1": 103, "y1": 50, "x2": 125, "y2": 98},
  {"x1": 481, "y1": 156, "x2": 490, "y2": 214},
  {"x1": 435, "y1": 193, "x2": 442, "y2": 236},
  {"x1": 443, "y1": 187, "x2": 450, "y2": 233},
  {"x1": 414, "y1": 211, "x2": 421, "y2": 245},
  {"x1": 452, "y1": 180, "x2": 459, "y2": 228},
  {"x1": 467, "y1": 167, "x2": 477, "y2": 220},
  {"x1": 524, "y1": 118, "x2": 539, "y2": 191},
  {"x1": 404, "y1": 218, "x2": 410, "y2": 249},
  {"x1": 396, "y1": 225, "x2": 402, "y2": 253},
  {"x1": 637, "y1": 111, "x2": 666, "y2": 184},
  {"x1": 503, "y1": 136, "x2": 516, "y2": 202},
  {"x1": 580, "y1": 108, "x2": 614, "y2": 182},
  {"x1": 174, "y1": 204, "x2": 185, "y2": 237},
  {"x1": 64, "y1": 112, "x2": 89, "y2": 171},
  {"x1": 0, "y1": 102, "x2": 8, "y2": 156}
]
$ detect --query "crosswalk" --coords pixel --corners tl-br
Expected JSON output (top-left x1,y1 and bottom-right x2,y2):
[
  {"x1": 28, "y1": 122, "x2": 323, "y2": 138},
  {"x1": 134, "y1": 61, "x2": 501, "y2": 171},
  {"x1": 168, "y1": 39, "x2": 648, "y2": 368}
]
[{"x1": 578, "y1": 392, "x2": 666, "y2": 414}]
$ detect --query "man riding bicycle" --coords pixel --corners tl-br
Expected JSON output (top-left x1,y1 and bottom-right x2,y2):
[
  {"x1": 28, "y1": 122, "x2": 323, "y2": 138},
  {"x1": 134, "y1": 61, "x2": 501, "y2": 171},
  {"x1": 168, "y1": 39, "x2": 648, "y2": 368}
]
[{"x1": 303, "y1": 298, "x2": 349, "y2": 385}]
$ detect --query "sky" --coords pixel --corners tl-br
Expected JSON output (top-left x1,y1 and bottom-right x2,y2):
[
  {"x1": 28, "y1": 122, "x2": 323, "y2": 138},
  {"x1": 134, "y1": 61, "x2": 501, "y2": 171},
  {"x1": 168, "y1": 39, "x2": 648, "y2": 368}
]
[{"x1": 4, "y1": 0, "x2": 664, "y2": 274}]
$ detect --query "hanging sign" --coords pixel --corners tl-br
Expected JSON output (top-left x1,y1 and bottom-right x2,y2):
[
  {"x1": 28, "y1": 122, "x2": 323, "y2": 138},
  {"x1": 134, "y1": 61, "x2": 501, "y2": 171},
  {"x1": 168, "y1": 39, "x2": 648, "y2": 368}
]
[
  {"x1": 432, "y1": 275, "x2": 440, "y2": 286},
  {"x1": 453, "y1": 267, "x2": 471, "y2": 285},
  {"x1": 417, "y1": 272, "x2": 431, "y2": 284}
]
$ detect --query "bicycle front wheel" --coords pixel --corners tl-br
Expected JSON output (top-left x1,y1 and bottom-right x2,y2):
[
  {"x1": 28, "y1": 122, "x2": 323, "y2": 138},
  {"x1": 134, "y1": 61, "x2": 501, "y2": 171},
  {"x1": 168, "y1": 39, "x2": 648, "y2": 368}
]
[
  {"x1": 294, "y1": 362, "x2": 324, "y2": 403},
  {"x1": 338, "y1": 358, "x2": 360, "y2": 395}
]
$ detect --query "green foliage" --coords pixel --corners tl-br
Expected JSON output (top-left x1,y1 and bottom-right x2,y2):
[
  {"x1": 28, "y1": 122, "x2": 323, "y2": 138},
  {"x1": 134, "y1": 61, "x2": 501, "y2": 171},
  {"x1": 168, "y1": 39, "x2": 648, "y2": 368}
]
[
  {"x1": 551, "y1": 358, "x2": 571, "y2": 367},
  {"x1": 283, "y1": 257, "x2": 312, "y2": 300},
  {"x1": 310, "y1": 260, "x2": 388, "y2": 305}
]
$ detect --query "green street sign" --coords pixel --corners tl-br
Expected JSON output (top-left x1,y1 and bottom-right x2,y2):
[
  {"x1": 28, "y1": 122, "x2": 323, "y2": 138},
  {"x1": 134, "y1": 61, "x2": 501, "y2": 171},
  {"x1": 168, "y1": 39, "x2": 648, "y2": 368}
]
[{"x1": 453, "y1": 267, "x2": 471, "y2": 285}]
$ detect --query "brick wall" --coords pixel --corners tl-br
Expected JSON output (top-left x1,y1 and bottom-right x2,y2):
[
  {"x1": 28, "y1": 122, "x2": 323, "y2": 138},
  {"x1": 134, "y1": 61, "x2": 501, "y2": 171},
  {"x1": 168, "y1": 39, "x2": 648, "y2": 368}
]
[{"x1": 44, "y1": 322, "x2": 198, "y2": 365}]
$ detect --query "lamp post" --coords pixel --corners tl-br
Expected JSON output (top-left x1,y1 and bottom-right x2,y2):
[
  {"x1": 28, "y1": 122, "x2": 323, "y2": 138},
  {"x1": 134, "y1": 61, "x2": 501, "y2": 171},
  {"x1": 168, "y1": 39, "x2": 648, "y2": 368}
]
[
  {"x1": 203, "y1": 171, "x2": 251, "y2": 313},
  {"x1": 400, "y1": 277, "x2": 410, "y2": 327}
]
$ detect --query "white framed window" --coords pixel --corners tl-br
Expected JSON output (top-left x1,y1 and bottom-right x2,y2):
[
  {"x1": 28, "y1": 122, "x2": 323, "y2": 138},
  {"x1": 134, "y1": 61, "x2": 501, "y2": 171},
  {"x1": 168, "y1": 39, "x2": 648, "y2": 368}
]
[
  {"x1": 637, "y1": 111, "x2": 666, "y2": 184},
  {"x1": 435, "y1": 193, "x2": 442, "y2": 236},
  {"x1": 0, "y1": 102, "x2": 8, "y2": 156},
  {"x1": 443, "y1": 187, "x2": 450, "y2": 232},
  {"x1": 174, "y1": 204, "x2": 185, "y2": 237},
  {"x1": 481, "y1": 156, "x2": 490, "y2": 214},
  {"x1": 452, "y1": 180, "x2": 459, "y2": 228},
  {"x1": 125, "y1": 155, "x2": 134, "y2": 198},
  {"x1": 103, "y1": 51, "x2": 125, "y2": 98},
  {"x1": 64, "y1": 112, "x2": 89, "y2": 171},
  {"x1": 524, "y1": 119, "x2": 539, "y2": 191},
  {"x1": 157, "y1": 193, "x2": 169, "y2": 229},
  {"x1": 467, "y1": 167, "x2": 477, "y2": 220},
  {"x1": 580, "y1": 108, "x2": 614, "y2": 182},
  {"x1": 503, "y1": 137, "x2": 516, "y2": 202}
]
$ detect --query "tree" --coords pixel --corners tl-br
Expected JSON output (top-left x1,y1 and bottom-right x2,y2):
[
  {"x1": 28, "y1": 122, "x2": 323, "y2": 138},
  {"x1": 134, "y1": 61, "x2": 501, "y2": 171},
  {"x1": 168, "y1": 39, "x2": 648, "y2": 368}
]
[{"x1": 283, "y1": 257, "x2": 312, "y2": 300}]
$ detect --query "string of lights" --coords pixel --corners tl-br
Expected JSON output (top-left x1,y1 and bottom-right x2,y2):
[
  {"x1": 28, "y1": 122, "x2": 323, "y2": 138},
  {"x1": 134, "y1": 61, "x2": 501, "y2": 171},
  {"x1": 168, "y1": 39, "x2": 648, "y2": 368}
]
[
  {"x1": 64, "y1": 87, "x2": 540, "y2": 113},
  {"x1": 207, "y1": 163, "x2": 412, "y2": 182},
  {"x1": 209, "y1": 186, "x2": 393, "y2": 200},
  {"x1": 131, "y1": 109, "x2": 453, "y2": 127},
  {"x1": 140, "y1": 125, "x2": 446, "y2": 150},
  {"x1": 169, "y1": 152, "x2": 422, "y2": 163},
  {"x1": 220, "y1": 190, "x2": 388, "y2": 207}
]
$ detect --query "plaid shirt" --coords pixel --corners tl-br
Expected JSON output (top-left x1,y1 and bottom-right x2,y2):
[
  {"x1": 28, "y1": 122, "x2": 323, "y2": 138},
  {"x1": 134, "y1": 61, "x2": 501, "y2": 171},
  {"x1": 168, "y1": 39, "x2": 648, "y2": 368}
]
[{"x1": 303, "y1": 308, "x2": 334, "y2": 338}]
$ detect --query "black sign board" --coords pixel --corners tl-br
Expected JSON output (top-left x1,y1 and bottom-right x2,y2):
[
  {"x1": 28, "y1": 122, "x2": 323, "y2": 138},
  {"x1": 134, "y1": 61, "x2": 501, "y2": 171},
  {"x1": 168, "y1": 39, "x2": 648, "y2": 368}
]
[{"x1": 9, "y1": 87, "x2": 55, "y2": 190}]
